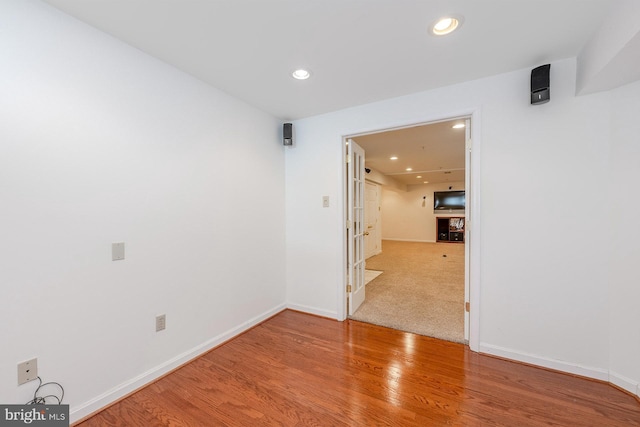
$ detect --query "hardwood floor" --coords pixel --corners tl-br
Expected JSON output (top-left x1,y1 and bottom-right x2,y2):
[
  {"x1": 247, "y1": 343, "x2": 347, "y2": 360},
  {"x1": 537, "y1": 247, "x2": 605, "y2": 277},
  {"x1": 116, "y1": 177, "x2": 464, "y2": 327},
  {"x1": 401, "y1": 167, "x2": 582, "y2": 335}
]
[{"x1": 76, "y1": 310, "x2": 640, "y2": 426}]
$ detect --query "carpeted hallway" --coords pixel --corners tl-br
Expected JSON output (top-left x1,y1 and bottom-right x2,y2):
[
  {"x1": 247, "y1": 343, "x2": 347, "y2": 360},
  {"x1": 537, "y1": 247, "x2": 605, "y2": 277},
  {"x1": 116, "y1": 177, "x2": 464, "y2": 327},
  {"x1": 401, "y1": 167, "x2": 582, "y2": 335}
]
[{"x1": 350, "y1": 239, "x2": 465, "y2": 343}]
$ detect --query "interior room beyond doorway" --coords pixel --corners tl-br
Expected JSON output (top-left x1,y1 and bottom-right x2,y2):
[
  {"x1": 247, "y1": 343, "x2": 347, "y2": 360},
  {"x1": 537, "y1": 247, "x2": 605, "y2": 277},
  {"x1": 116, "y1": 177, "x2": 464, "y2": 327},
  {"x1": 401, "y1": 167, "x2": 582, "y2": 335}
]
[{"x1": 348, "y1": 118, "x2": 468, "y2": 343}]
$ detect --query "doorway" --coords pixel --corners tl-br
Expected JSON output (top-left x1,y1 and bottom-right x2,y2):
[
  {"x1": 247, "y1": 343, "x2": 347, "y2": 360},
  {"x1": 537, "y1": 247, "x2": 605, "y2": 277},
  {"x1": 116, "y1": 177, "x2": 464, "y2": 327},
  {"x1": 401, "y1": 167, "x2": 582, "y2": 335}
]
[{"x1": 344, "y1": 116, "x2": 473, "y2": 344}]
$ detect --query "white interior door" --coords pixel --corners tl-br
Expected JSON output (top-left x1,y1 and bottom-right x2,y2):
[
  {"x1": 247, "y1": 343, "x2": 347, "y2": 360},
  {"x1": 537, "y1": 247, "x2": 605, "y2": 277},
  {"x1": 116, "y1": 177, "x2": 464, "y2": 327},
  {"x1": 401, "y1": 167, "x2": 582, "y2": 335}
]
[
  {"x1": 364, "y1": 181, "x2": 381, "y2": 259},
  {"x1": 464, "y1": 118, "x2": 471, "y2": 341},
  {"x1": 347, "y1": 139, "x2": 366, "y2": 315}
]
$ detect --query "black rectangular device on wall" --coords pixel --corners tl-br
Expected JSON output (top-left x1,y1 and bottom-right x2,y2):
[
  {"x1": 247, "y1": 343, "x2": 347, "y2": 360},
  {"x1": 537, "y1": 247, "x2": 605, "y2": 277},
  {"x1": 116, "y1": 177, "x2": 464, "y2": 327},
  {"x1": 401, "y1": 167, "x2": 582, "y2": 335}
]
[
  {"x1": 283, "y1": 123, "x2": 293, "y2": 146},
  {"x1": 531, "y1": 64, "x2": 550, "y2": 105}
]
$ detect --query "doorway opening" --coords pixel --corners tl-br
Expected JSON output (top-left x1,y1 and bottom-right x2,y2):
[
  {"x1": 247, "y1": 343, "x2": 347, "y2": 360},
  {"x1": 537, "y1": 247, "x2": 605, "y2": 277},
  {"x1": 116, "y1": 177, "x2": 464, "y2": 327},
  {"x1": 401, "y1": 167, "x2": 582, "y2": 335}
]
[{"x1": 344, "y1": 115, "x2": 474, "y2": 345}]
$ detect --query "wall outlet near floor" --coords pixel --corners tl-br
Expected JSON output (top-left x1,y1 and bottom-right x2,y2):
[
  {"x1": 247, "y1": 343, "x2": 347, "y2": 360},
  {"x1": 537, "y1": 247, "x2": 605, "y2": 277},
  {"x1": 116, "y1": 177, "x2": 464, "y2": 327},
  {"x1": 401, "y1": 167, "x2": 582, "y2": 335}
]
[
  {"x1": 18, "y1": 358, "x2": 38, "y2": 385},
  {"x1": 156, "y1": 314, "x2": 166, "y2": 332}
]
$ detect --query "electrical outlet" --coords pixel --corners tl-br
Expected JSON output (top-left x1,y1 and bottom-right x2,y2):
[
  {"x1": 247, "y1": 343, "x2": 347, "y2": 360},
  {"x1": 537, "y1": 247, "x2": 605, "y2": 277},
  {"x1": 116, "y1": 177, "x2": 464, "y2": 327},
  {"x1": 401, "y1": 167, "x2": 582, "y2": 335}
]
[
  {"x1": 18, "y1": 358, "x2": 38, "y2": 385},
  {"x1": 156, "y1": 314, "x2": 166, "y2": 332}
]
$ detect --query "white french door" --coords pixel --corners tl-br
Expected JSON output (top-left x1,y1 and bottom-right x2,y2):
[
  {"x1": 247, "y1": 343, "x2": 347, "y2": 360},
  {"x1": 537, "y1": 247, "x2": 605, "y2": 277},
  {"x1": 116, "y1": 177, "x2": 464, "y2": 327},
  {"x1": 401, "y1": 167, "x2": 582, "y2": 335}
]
[
  {"x1": 464, "y1": 118, "x2": 471, "y2": 341},
  {"x1": 347, "y1": 139, "x2": 366, "y2": 315}
]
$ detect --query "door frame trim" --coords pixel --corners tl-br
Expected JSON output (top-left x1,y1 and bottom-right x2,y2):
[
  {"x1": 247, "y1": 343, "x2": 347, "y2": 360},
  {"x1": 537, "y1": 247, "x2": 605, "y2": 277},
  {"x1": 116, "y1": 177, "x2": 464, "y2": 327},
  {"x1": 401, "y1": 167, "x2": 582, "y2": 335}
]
[{"x1": 339, "y1": 107, "x2": 482, "y2": 352}]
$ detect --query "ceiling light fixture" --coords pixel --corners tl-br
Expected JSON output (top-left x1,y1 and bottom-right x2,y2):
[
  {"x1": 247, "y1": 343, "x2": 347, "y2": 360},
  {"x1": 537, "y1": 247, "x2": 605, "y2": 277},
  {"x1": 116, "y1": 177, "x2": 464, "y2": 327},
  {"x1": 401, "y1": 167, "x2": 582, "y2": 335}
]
[
  {"x1": 430, "y1": 15, "x2": 463, "y2": 36},
  {"x1": 390, "y1": 156, "x2": 398, "y2": 160},
  {"x1": 292, "y1": 69, "x2": 311, "y2": 80},
  {"x1": 423, "y1": 181, "x2": 429, "y2": 184},
  {"x1": 406, "y1": 168, "x2": 413, "y2": 171},
  {"x1": 452, "y1": 123, "x2": 465, "y2": 129},
  {"x1": 416, "y1": 176, "x2": 422, "y2": 179}
]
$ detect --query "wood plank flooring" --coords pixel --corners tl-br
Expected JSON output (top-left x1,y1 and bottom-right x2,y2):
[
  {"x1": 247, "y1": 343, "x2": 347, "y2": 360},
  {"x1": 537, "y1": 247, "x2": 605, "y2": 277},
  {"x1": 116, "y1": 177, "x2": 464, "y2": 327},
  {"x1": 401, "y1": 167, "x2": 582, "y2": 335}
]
[{"x1": 76, "y1": 310, "x2": 640, "y2": 426}]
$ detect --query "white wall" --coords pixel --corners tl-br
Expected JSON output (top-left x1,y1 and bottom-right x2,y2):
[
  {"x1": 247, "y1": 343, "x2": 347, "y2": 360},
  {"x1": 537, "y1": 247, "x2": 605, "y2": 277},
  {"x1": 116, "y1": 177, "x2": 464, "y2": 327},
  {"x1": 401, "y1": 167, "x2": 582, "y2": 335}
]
[
  {"x1": 577, "y1": 0, "x2": 640, "y2": 95},
  {"x1": 287, "y1": 57, "x2": 615, "y2": 380},
  {"x1": 381, "y1": 182, "x2": 465, "y2": 242},
  {"x1": 0, "y1": 0, "x2": 286, "y2": 421},
  {"x1": 608, "y1": 79, "x2": 640, "y2": 396},
  {"x1": 364, "y1": 167, "x2": 405, "y2": 192}
]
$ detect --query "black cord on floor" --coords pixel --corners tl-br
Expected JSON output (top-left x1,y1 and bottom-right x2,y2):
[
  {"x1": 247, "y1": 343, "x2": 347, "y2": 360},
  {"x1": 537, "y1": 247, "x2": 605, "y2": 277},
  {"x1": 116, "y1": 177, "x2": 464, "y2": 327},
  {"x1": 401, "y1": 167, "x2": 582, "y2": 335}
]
[{"x1": 25, "y1": 376, "x2": 64, "y2": 405}]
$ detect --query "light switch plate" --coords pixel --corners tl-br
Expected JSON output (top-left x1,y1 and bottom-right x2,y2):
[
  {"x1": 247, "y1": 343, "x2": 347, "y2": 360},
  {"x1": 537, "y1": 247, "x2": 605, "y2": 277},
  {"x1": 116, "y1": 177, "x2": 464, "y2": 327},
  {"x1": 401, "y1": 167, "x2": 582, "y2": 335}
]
[
  {"x1": 112, "y1": 242, "x2": 125, "y2": 261},
  {"x1": 322, "y1": 196, "x2": 330, "y2": 208}
]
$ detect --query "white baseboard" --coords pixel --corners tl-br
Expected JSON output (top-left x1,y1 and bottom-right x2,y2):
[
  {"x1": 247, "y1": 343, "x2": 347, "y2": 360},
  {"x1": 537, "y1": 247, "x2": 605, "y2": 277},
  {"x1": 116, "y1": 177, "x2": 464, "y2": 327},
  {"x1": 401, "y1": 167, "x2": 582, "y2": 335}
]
[
  {"x1": 479, "y1": 342, "x2": 609, "y2": 382},
  {"x1": 70, "y1": 303, "x2": 287, "y2": 424},
  {"x1": 366, "y1": 249, "x2": 382, "y2": 258},
  {"x1": 609, "y1": 370, "x2": 640, "y2": 398},
  {"x1": 286, "y1": 302, "x2": 337, "y2": 320}
]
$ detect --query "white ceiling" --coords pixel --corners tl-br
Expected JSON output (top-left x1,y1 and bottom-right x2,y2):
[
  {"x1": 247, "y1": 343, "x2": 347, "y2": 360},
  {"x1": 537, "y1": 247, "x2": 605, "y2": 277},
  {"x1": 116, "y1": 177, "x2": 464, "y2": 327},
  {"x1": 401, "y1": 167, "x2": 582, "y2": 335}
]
[
  {"x1": 353, "y1": 119, "x2": 466, "y2": 186},
  {"x1": 42, "y1": 0, "x2": 614, "y2": 121}
]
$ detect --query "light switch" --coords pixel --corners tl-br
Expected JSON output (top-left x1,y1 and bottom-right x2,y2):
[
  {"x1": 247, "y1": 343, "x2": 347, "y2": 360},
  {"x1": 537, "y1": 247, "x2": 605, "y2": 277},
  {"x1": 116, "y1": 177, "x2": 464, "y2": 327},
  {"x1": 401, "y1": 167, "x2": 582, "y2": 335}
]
[
  {"x1": 112, "y1": 242, "x2": 125, "y2": 261},
  {"x1": 322, "y1": 196, "x2": 330, "y2": 208}
]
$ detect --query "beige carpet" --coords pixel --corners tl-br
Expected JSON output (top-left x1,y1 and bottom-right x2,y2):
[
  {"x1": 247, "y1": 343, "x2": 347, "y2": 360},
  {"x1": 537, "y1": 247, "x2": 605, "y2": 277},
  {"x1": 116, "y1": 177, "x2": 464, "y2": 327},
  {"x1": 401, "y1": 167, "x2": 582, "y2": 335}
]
[{"x1": 350, "y1": 240, "x2": 465, "y2": 343}]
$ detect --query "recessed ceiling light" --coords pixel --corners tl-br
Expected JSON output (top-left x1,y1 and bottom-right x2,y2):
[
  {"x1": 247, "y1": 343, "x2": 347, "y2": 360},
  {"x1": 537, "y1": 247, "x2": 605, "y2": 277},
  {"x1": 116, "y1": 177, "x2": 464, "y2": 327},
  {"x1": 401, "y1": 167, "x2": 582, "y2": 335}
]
[
  {"x1": 406, "y1": 167, "x2": 413, "y2": 171},
  {"x1": 423, "y1": 181, "x2": 429, "y2": 184},
  {"x1": 292, "y1": 69, "x2": 311, "y2": 80},
  {"x1": 452, "y1": 123, "x2": 465, "y2": 129},
  {"x1": 416, "y1": 176, "x2": 422, "y2": 179},
  {"x1": 430, "y1": 15, "x2": 463, "y2": 36},
  {"x1": 390, "y1": 156, "x2": 398, "y2": 160}
]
